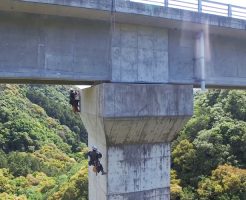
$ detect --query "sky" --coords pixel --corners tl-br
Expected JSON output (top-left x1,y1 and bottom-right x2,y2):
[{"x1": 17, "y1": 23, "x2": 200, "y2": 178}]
[
  {"x1": 218, "y1": 0, "x2": 245, "y2": 6},
  {"x1": 128, "y1": 0, "x2": 246, "y2": 18}
]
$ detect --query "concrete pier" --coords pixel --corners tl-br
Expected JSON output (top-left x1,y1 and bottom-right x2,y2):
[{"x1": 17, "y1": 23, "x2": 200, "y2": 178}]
[
  {"x1": 0, "y1": 0, "x2": 246, "y2": 199},
  {"x1": 80, "y1": 83, "x2": 193, "y2": 200}
]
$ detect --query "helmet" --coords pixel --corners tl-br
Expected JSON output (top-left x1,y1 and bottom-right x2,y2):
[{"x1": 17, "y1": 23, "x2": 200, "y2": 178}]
[{"x1": 92, "y1": 145, "x2": 97, "y2": 151}]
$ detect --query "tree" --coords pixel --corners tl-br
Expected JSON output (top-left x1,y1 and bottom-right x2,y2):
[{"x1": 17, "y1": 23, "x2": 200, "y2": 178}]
[
  {"x1": 172, "y1": 139, "x2": 197, "y2": 185},
  {"x1": 172, "y1": 89, "x2": 246, "y2": 197},
  {"x1": 171, "y1": 169, "x2": 182, "y2": 200},
  {"x1": 197, "y1": 165, "x2": 246, "y2": 200},
  {"x1": 7, "y1": 152, "x2": 41, "y2": 176}
]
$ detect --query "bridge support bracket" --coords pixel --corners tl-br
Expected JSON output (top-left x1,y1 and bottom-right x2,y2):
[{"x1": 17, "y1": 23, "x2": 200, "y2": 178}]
[{"x1": 80, "y1": 83, "x2": 193, "y2": 200}]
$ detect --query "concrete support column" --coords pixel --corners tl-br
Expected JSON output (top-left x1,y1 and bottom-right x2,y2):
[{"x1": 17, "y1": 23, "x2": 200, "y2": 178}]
[
  {"x1": 195, "y1": 31, "x2": 206, "y2": 91},
  {"x1": 80, "y1": 83, "x2": 193, "y2": 200}
]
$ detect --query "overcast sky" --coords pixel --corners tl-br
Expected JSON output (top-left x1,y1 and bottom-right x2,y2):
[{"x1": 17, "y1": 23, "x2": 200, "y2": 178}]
[{"x1": 218, "y1": 0, "x2": 245, "y2": 6}]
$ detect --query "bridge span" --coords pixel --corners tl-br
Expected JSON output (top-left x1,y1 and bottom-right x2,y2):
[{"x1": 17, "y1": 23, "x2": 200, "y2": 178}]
[
  {"x1": 0, "y1": 0, "x2": 245, "y2": 199},
  {"x1": 0, "y1": 0, "x2": 245, "y2": 88}
]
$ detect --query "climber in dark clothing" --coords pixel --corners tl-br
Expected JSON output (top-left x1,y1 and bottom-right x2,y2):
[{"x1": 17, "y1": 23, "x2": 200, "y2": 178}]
[
  {"x1": 69, "y1": 89, "x2": 80, "y2": 112},
  {"x1": 69, "y1": 89, "x2": 75, "y2": 104},
  {"x1": 87, "y1": 146, "x2": 106, "y2": 175}
]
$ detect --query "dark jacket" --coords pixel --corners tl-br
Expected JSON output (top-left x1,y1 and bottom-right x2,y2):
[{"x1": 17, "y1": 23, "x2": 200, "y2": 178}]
[
  {"x1": 69, "y1": 91, "x2": 75, "y2": 105},
  {"x1": 87, "y1": 150, "x2": 102, "y2": 164}
]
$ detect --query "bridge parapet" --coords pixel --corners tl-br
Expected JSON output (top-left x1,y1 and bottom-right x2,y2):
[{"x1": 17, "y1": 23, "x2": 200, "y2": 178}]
[{"x1": 129, "y1": 0, "x2": 246, "y2": 20}]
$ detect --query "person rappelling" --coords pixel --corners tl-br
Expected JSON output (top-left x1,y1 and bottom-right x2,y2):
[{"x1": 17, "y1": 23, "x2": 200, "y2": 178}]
[
  {"x1": 87, "y1": 146, "x2": 106, "y2": 175},
  {"x1": 69, "y1": 88, "x2": 80, "y2": 112}
]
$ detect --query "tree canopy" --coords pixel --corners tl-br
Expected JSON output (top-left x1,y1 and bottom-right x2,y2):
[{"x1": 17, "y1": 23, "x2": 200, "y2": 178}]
[
  {"x1": 0, "y1": 84, "x2": 88, "y2": 200},
  {"x1": 171, "y1": 90, "x2": 246, "y2": 200},
  {"x1": 0, "y1": 85, "x2": 245, "y2": 200}
]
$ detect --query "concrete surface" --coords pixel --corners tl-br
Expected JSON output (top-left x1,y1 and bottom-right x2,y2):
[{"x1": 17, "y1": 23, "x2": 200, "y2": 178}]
[
  {"x1": 169, "y1": 29, "x2": 246, "y2": 87},
  {"x1": 80, "y1": 83, "x2": 193, "y2": 200},
  {"x1": 0, "y1": 7, "x2": 246, "y2": 87},
  {"x1": 111, "y1": 24, "x2": 169, "y2": 83},
  {"x1": 107, "y1": 143, "x2": 170, "y2": 200},
  {"x1": 0, "y1": 12, "x2": 110, "y2": 83},
  {"x1": 81, "y1": 83, "x2": 193, "y2": 143},
  {"x1": 3, "y1": 0, "x2": 245, "y2": 34}
]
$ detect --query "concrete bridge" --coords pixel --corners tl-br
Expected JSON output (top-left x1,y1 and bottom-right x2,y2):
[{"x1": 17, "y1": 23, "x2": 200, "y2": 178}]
[{"x1": 0, "y1": 0, "x2": 245, "y2": 199}]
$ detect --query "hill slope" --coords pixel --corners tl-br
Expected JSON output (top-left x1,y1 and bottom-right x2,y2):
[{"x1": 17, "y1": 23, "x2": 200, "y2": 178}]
[
  {"x1": 171, "y1": 90, "x2": 246, "y2": 200},
  {"x1": 0, "y1": 84, "x2": 88, "y2": 200},
  {"x1": 0, "y1": 85, "x2": 245, "y2": 200}
]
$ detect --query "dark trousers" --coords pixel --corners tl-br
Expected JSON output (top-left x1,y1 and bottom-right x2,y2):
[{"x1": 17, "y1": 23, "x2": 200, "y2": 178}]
[
  {"x1": 89, "y1": 160, "x2": 104, "y2": 173},
  {"x1": 70, "y1": 100, "x2": 80, "y2": 112}
]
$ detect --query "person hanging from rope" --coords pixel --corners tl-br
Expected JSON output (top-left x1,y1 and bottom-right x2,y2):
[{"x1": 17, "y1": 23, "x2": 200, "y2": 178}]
[
  {"x1": 87, "y1": 146, "x2": 106, "y2": 175},
  {"x1": 69, "y1": 88, "x2": 80, "y2": 112}
]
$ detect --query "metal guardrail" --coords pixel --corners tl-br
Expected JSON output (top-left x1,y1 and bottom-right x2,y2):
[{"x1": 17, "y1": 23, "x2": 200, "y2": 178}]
[{"x1": 129, "y1": 0, "x2": 246, "y2": 20}]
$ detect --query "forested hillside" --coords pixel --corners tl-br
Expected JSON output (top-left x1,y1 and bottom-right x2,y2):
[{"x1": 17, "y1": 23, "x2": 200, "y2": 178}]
[
  {"x1": 0, "y1": 85, "x2": 245, "y2": 200},
  {"x1": 0, "y1": 84, "x2": 88, "y2": 200},
  {"x1": 171, "y1": 90, "x2": 246, "y2": 200}
]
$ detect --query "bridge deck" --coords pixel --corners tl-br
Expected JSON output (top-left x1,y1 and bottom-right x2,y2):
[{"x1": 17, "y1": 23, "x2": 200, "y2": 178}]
[{"x1": 0, "y1": 0, "x2": 245, "y2": 88}]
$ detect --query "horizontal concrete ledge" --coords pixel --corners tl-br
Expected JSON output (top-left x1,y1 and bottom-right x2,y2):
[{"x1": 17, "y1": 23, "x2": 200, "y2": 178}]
[
  {"x1": 0, "y1": 0, "x2": 111, "y2": 21},
  {"x1": 108, "y1": 187, "x2": 170, "y2": 199},
  {"x1": 0, "y1": 78, "x2": 96, "y2": 85},
  {"x1": 169, "y1": 77, "x2": 246, "y2": 89},
  {"x1": 1, "y1": 0, "x2": 245, "y2": 38},
  {"x1": 80, "y1": 113, "x2": 190, "y2": 144},
  {"x1": 108, "y1": 186, "x2": 170, "y2": 195},
  {"x1": 0, "y1": 69, "x2": 109, "y2": 84},
  {"x1": 103, "y1": 116, "x2": 190, "y2": 144},
  {"x1": 80, "y1": 83, "x2": 194, "y2": 144},
  {"x1": 108, "y1": 142, "x2": 170, "y2": 159},
  {"x1": 102, "y1": 115, "x2": 193, "y2": 120},
  {"x1": 0, "y1": 75, "x2": 108, "y2": 85},
  {"x1": 21, "y1": 0, "x2": 112, "y2": 10}
]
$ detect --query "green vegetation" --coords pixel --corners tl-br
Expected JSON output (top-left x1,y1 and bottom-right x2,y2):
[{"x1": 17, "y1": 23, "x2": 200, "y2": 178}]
[
  {"x1": 171, "y1": 90, "x2": 246, "y2": 200},
  {"x1": 0, "y1": 84, "x2": 88, "y2": 200},
  {"x1": 24, "y1": 85, "x2": 87, "y2": 144},
  {"x1": 0, "y1": 84, "x2": 245, "y2": 200}
]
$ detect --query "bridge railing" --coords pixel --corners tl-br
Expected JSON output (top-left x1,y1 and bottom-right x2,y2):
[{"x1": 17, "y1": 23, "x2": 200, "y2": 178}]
[{"x1": 129, "y1": 0, "x2": 246, "y2": 20}]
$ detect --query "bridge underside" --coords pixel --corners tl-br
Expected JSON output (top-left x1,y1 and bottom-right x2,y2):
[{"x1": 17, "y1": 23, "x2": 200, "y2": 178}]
[{"x1": 0, "y1": 0, "x2": 246, "y2": 88}]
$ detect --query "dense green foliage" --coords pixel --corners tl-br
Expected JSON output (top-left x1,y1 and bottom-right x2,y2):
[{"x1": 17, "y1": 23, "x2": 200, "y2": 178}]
[
  {"x1": 0, "y1": 84, "x2": 88, "y2": 200},
  {"x1": 0, "y1": 84, "x2": 245, "y2": 200},
  {"x1": 24, "y1": 85, "x2": 87, "y2": 144},
  {"x1": 171, "y1": 90, "x2": 246, "y2": 200}
]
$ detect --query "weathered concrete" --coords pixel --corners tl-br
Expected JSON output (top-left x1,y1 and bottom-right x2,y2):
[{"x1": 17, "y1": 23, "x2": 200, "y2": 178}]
[
  {"x1": 80, "y1": 83, "x2": 193, "y2": 200},
  {"x1": 0, "y1": 0, "x2": 245, "y2": 86},
  {"x1": 0, "y1": 12, "x2": 110, "y2": 83},
  {"x1": 0, "y1": 6, "x2": 246, "y2": 87},
  {"x1": 3, "y1": 0, "x2": 246, "y2": 34},
  {"x1": 169, "y1": 29, "x2": 246, "y2": 87},
  {"x1": 111, "y1": 24, "x2": 169, "y2": 83},
  {"x1": 107, "y1": 143, "x2": 170, "y2": 200}
]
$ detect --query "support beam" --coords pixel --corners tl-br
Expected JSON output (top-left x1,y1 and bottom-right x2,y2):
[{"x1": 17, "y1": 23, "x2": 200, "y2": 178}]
[
  {"x1": 199, "y1": 31, "x2": 206, "y2": 91},
  {"x1": 80, "y1": 83, "x2": 193, "y2": 200}
]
